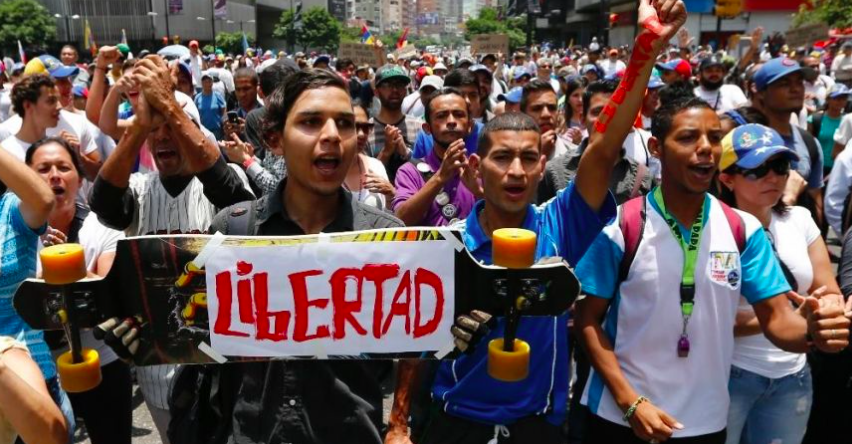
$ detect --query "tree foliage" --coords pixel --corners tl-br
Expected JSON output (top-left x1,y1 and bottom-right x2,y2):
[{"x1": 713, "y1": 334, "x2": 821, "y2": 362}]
[
  {"x1": 793, "y1": 0, "x2": 852, "y2": 29},
  {"x1": 464, "y1": 7, "x2": 528, "y2": 50},
  {"x1": 274, "y1": 7, "x2": 341, "y2": 52},
  {"x1": 0, "y1": 0, "x2": 56, "y2": 54},
  {"x1": 215, "y1": 31, "x2": 255, "y2": 55}
]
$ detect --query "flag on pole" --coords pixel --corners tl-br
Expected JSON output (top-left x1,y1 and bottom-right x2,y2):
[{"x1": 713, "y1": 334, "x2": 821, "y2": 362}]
[
  {"x1": 121, "y1": 29, "x2": 128, "y2": 45},
  {"x1": 17, "y1": 40, "x2": 26, "y2": 64},
  {"x1": 242, "y1": 32, "x2": 249, "y2": 55},
  {"x1": 360, "y1": 26, "x2": 374, "y2": 45},
  {"x1": 396, "y1": 27, "x2": 410, "y2": 49},
  {"x1": 84, "y1": 20, "x2": 97, "y2": 57}
]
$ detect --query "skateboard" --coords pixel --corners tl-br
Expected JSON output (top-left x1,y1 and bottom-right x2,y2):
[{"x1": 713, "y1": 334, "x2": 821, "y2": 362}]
[{"x1": 16, "y1": 228, "x2": 580, "y2": 391}]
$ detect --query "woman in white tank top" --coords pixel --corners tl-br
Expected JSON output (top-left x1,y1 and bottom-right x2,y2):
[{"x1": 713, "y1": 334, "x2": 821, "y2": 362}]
[{"x1": 717, "y1": 124, "x2": 840, "y2": 444}]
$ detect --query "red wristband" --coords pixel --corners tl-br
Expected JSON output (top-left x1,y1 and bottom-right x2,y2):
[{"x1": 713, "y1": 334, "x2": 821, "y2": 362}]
[{"x1": 242, "y1": 157, "x2": 255, "y2": 169}]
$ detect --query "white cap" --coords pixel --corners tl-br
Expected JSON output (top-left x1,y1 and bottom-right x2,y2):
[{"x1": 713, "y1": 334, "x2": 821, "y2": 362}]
[
  {"x1": 257, "y1": 58, "x2": 277, "y2": 74},
  {"x1": 419, "y1": 75, "x2": 444, "y2": 91},
  {"x1": 433, "y1": 62, "x2": 448, "y2": 72}
]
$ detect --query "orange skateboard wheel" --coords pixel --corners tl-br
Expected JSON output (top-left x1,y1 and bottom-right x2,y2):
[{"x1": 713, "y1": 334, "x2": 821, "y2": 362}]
[
  {"x1": 40, "y1": 244, "x2": 87, "y2": 285},
  {"x1": 487, "y1": 338, "x2": 530, "y2": 382},
  {"x1": 56, "y1": 349, "x2": 101, "y2": 393},
  {"x1": 492, "y1": 229, "x2": 536, "y2": 269}
]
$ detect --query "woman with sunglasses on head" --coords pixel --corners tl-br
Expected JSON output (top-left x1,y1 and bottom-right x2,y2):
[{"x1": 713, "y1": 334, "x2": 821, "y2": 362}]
[
  {"x1": 344, "y1": 101, "x2": 395, "y2": 210},
  {"x1": 716, "y1": 124, "x2": 840, "y2": 444}
]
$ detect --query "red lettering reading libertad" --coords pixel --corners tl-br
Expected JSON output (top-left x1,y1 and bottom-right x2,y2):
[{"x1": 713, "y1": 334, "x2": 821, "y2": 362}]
[{"x1": 212, "y1": 262, "x2": 446, "y2": 344}]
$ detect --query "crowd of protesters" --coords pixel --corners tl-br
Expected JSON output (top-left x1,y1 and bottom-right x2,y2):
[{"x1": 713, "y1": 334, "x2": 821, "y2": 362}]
[{"x1": 1, "y1": 1, "x2": 852, "y2": 443}]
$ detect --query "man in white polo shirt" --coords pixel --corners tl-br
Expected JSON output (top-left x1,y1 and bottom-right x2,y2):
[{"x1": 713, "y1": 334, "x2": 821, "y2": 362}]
[{"x1": 575, "y1": 96, "x2": 849, "y2": 444}]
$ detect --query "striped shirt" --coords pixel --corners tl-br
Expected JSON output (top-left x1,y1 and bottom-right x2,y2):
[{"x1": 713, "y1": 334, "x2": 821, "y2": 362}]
[{"x1": 91, "y1": 161, "x2": 253, "y2": 410}]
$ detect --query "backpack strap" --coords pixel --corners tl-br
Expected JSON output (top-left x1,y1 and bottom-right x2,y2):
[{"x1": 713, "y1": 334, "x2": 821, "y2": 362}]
[
  {"x1": 618, "y1": 196, "x2": 647, "y2": 283},
  {"x1": 224, "y1": 199, "x2": 258, "y2": 236},
  {"x1": 811, "y1": 111, "x2": 824, "y2": 140},
  {"x1": 796, "y1": 126, "x2": 821, "y2": 172},
  {"x1": 718, "y1": 201, "x2": 746, "y2": 253},
  {"x1": 629, "y1": 162, "x2": 647, "y2": 199}
]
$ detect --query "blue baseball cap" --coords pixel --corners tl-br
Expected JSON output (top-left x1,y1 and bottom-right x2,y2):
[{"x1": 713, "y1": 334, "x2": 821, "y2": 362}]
[
  {"x1": 719, "y1": 123, "x2": 799, "y2": 171},
  {"x1": 513, "y1": 68, "x2": 531, "y2": 81},
  {"x1": 498, "y1": 87, "x2": 523, "y2": 104},
  {"x1": 828, "y1": 83, "x2": 851, "y2": 99},
  {"x1": 24, "y1": 55, "x2": 79, "y2": 79},
  {"x1": 470, "y1": 64, "x2": 493, "y2": 77},
  {"x1": 314, "y1": 54, "x2": 331, "y2": 65},
  {"x1": 753, "y1": 57, "x2": 802, "y2": 91},
  {"x1": 648, "y1": 75, "x2": 665, "y2": 89}
]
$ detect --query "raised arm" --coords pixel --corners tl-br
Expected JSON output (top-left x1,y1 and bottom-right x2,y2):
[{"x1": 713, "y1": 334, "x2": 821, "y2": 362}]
[
  {"x1": 0, "y1": 143, "x2": 54, "y2": 229},
  {"x1": 575, "y1": 0, "x2": 686, "y2": 211},
  {"x1": 131, "y1": 56, "x2": 222, "y2": 175},
  {"x1": 86, "y1": 46, "x2": 119, "y2": 126},
  {"x1": 98, "y1": 76, "x2": 135, "y2": 141},
  {"x1": 0, "y1": 346, "x2": 68, "y2": 444}
]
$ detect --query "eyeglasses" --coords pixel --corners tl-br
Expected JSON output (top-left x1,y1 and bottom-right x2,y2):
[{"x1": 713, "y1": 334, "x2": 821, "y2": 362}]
[
  {"x1": 356, "y1": 123, "x2": 374, "y2": 133},
  {"x1": 539, "y1": 65, "x2": 552, "y2": 69},
  {"x1": 733, "y1": 157, "x2": 791, "y2": 181}
]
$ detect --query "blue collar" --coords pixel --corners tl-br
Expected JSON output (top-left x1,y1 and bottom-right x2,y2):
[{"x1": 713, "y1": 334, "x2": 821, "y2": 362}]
[{"x1": 462, "y1": 200, "x2": 538, "y2": 254}]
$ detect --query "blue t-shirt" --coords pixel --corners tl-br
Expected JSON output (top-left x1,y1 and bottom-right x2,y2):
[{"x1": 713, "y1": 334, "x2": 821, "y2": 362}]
[
  {"x1": 431, "y1": 183, "x2": 617, "y2": 425},
  {"x1": 194, "y1": 91, "x2": 227, "y2": 139},
  {"x1": 411, "y1": 121, "x2": 483, "y2": 160},
  {"x1": 0, "y1": 193, "x2": 53, "y2": 379},
  {"x1": 781, "y1": 128, "x2": 823, "y2": 189}
]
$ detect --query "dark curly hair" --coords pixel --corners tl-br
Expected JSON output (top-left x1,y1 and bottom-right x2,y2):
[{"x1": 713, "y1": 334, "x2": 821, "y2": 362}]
[{"x1": 11, "y1": 74, "x2": 55, "y2": 118}]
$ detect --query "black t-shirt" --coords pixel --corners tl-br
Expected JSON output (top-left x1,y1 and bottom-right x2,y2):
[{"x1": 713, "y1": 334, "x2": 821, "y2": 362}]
[{"x1": 170, "y1": 179, "x2": 403, "y2": 444}]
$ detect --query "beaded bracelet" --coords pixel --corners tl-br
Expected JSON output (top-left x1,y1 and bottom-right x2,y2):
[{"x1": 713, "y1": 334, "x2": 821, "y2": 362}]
[{"x1": 622, "y1": 396, "x2": 649, "y2": 422}]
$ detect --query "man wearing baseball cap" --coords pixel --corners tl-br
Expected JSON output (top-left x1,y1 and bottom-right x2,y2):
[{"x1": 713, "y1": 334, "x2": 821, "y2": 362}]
[
  {"x1": 831, "y1": 41, "x2": 852, "y2": 87},
  {"x1": 641, "y1": 75, "x2": 666, "y2": 130},
  {"x1": 1, "y1": 56, "x2": 100, "y2": 180},
  {"x1": 693, "y1": 55, "x2": 748, "y2": 113},
  {"x1": 497, "y1": 86, "x2": 523, "y2": 114},
  {"x1": 402, "y1": 75, "x2": 442, "y2": 118},
  {"x1": 656, "y1": 58, "x2": 692, "y2": 84},
  {"x1": 369, "y1": 65, "x2": 422, "y2": 182},
  {"x1": 187, "y1": 40, "x2": 204, "y2": 92},
  {"x1": 601, "y1": 48, "x2": 626, "y2": 78},
  {"x1": 753, "y1": 57, "x2": 824, "y2": 227}
]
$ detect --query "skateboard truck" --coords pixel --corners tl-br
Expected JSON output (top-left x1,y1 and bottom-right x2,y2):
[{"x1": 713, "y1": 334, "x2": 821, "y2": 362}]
[
  {"x1": 40, "y1": 244, "x2": 102, "y2": 393},
  {"x1": 487, "y1": 228, "x2": 538, "y2": 382}
]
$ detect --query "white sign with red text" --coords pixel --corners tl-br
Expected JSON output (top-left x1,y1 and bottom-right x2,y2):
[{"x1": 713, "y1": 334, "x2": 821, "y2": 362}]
[{"x1": 205, "y1": 239, "x2": 455, "y2": 357}]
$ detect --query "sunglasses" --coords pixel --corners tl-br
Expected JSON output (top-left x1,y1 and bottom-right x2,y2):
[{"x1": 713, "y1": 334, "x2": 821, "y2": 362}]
[
  {"x1": 733, "y1": 157, "x2": 791, "y2": 181},
  {"x1": 356, "y1": 123, "x2": 374, "y2": 133}
]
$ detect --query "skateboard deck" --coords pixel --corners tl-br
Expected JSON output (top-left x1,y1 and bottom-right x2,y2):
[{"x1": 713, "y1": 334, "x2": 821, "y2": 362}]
[{"x1": 15, "y1": 228, "x2": 580, "y2": 366}]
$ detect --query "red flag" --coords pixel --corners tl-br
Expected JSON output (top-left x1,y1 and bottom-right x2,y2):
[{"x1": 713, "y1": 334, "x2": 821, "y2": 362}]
[{"x1": 396, "y1": 28, "x2": 410, "y2": 49}]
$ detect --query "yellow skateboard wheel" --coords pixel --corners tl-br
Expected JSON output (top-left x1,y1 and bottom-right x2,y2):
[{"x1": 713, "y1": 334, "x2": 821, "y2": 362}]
[
  {"x1": 492, "y1": 229, "x2": 536, "y2": 269},
  {"x1": 56, "y1": 349, "x2": 101, "y2": 393},
  {"x1": 487, "y1": 338, "x2": 530, "y2": 382},
  {"x1": 40, "y1": 244, "x2": 87, "y2": 285}
]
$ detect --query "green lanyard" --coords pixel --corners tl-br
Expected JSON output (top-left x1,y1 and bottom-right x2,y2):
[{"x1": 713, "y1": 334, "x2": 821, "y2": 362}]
[{"x1": 651, "y1": 187, "x2": 705, "y2": 358}]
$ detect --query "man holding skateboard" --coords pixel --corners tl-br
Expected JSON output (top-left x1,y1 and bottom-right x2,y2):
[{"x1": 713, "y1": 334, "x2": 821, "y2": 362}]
[
  {"x1": 176, "y1": 69, "x2": 404, "y2": 444},
  {"x1": 386, "y1": 1, "x2": 688, "y2": 442},
  {"x1": 88, "y1": 54, "x2": 254, "y2": 443}
]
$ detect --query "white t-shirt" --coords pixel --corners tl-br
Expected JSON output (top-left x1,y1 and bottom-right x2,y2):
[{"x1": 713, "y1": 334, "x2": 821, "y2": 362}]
[
  {"x1": 0, "y1": 89, "x2": 11, "y2": 124},
  {"x1": 834, "y1": 113, "x2": 852, "y2": 148},
  {"x1": 732, "y1": 206, "x2": 817, "y2": 379},
  {"x1": 0, "y1": 110, "x2": 98, "y2": 156},
  {"x1": 37, "y1": 212, "x2": 125, "y2": 366},
  {"x1": 831, "y1": 54, "x2": 852, "y2": 81},
  {"x1": 402, "y1": 91, "x2": 425, "y2": 118},
  {"x1": 693, "y1": 84, "x2": 748, "y2": 113},
  {"x1": 0, "y1": 136, "x2": 30, "y2": 160},
  {"x1": 577, "y1": 194, "x2": 791, "y2": 437},
  {"x1": 601, "y1": 59, "x2": 626, "y2": 78},
  {"x1": 352, "y1": 156, "x2": 390, "y2": 210},
  {"x1": 622, "y1": 128, "x2": 662, "y2": 181}
]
